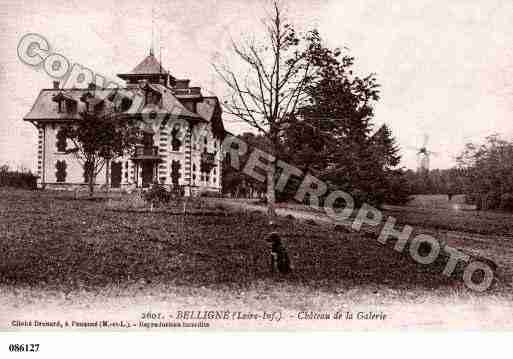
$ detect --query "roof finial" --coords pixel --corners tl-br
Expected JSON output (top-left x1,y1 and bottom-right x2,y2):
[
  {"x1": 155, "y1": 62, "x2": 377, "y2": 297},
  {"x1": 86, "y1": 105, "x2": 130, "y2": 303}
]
[{"x1": 150, "y1": 6, "x2": 155, "y2": 56}]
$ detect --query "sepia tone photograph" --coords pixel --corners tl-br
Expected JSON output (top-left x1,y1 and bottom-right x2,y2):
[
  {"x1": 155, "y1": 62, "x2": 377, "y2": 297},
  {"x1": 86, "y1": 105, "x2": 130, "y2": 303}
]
[{"x1": 1, "y1": 0, "x2": 513, "y2": 338}]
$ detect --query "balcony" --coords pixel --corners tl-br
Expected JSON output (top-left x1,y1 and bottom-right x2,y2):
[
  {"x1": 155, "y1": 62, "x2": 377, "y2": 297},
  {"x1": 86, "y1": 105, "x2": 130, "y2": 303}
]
[
  {"x1": 132, "y1": 145, "x2": 161, "y2": 161},
  {"x1": 173, "y1": 87, "x2": 202, "y2": 96}
]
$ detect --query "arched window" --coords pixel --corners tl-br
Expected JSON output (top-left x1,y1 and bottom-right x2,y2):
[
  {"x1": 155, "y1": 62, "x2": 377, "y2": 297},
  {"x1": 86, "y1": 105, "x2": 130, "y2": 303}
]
[
  {"x1": 83, "y1": 161, "x2": 94, "y2": 183},
  {"x1": 120, "y1": 97, "x2": 133, "y2": 112},
  {"x1": 171, "y1": 126, "x2": 182, "y2": 151},
  {"x1": 55, "y1": 160, "x2": 67, "y2": 182},
  {"x1": 56, "y1": 129, "x2": 67, "y2": 152},
  {"x1": 170, "y1": 160, "x2": 181, "y2": 186}
]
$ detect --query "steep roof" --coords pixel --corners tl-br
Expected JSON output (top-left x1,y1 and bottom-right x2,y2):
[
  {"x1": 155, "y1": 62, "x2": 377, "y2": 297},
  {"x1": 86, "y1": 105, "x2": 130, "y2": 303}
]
[
  {"x1": 23, "y1": 87, "x2": 203, "y2": 122},
  {"x1": 24, "y1": 89, "x2": 110, "y2": 121},
  {"x1": 132, "y1": 54, "x2": 163, "y2": 74},
  {"x1": 122, "y1": 54, "x2": 166, "y2": 76},
  {"x1": 196, "y1": 97, "x2": 225, "y2": 138},
  {"x1": 124, "y1": 84, "x2": 202, "y2": 120}
]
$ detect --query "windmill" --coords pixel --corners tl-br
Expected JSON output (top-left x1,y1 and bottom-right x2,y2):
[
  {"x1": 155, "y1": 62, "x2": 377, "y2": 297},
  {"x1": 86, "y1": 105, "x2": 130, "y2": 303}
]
[{"x1": 407, "y1": 133, "x2": 437, "y2": 173}]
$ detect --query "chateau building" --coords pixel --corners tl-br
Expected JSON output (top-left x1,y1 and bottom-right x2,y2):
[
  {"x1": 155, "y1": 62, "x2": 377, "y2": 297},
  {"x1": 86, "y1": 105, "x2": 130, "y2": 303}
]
[{"x1": 23, "y1": 50, "x2": 225, "y2": 196}]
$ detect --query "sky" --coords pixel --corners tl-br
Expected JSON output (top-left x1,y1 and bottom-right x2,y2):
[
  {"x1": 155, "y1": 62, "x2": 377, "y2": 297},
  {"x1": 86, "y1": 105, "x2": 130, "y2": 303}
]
[{"x1": 1, "y1": 0, "x2": 512, "y2": 171}]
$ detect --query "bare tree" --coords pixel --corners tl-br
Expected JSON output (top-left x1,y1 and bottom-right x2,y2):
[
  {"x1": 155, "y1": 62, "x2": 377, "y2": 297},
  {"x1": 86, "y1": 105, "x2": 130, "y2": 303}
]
[{"x1": 214, "y1": 1, "x2": 316, "y2": 219}]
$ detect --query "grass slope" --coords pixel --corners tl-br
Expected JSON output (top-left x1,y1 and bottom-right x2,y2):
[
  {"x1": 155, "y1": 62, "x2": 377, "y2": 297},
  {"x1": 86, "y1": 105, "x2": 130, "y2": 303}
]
[{"x1": 0, "y1": 189, "x2": 509, "y2": 297}]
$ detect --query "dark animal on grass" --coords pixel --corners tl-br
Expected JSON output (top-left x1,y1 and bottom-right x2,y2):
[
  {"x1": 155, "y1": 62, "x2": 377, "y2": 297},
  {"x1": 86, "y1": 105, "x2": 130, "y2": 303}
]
[
  {"x1": 334, "y1": 224, "x2": 351, "y2": 233},
  {"x1": 265, "y1": 232, "x2": 291, "y2": 274},
  {"x1": 305, "y1": 218, "x2": 318, "y2": 226}
]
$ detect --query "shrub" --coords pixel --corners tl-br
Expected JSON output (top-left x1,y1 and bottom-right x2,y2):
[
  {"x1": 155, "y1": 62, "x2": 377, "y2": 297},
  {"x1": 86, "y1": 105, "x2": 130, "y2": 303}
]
[
  {"x1": 170, "y1": 185, "x2": 185, "y2": 198},
  {"x1": 0, "y1": 166, "x2": 38, "y2": 189},
  {"x1": 500, "y1": 193, "x2": 513, "y2": 211},
  {"x1": 198, "y1": 189, "x2": 223, "y2": 198},
  {"x1": 144, "y1": 184, "x2": 171, "y2": 205},
  {"x1": 383, "y1": 170, "x2": 413, "y2": 205}
]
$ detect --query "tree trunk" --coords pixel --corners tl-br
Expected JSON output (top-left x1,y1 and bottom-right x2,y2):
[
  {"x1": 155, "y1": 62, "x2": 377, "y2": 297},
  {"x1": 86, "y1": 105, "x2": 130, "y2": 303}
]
[
  {"x1": 88, "y1": 168, "x2": 95, "y2": 197},
  {"x1": 266, "y1": 160, "x2": 277, "y2": 221},
  {"x1": 88, "y1": 177, "x2": 94, "y2": 197},
  {"x1": 105, "y1": 159, "x2": 110, "y2": 194}
]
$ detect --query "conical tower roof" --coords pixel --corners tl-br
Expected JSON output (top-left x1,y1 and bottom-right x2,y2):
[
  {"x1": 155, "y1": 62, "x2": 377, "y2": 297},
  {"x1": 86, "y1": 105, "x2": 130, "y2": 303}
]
[
  {"x1": 118, "y1": 53, "x2": 172, "y2": 83},
  {"x1": 127, "y1": 53, "x2": 165, "y2": 75}
]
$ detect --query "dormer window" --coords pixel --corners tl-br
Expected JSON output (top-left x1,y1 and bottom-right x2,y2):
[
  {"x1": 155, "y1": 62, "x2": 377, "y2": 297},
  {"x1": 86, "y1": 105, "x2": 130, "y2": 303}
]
[
  {"x1": 80, "y1": 92, "x2": 94, "y2": 112},
  {"x1": 147, "y1": 91, "x2": 161, "y2": 106},
  {"x1": 52, "y1": 92, "x2": 72, "y2": 114},
  {"x1": 142, "y1": 83, "x2": 162, "y2": 107},
  {"x1": 65, "y1": 100, "x2": 76, "y2": 114}
]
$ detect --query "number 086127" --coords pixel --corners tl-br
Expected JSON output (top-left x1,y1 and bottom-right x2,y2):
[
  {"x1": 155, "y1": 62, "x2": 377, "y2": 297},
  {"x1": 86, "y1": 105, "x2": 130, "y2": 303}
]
[{"x1": 8, "y1": 344, "x2": 40, "y2": 352}]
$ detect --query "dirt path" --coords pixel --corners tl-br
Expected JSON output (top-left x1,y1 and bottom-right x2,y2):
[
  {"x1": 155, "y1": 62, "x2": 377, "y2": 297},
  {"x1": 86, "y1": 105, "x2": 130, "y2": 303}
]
[
  {"x1": 219, "y1": 199, "x2": 340, "y2": 224},
  {"x1": 217, "y1": 199, "x2": 513, "y2": 282},
  {"x1": 218, "y1": 199, "x2": 511, "y2": 250}
]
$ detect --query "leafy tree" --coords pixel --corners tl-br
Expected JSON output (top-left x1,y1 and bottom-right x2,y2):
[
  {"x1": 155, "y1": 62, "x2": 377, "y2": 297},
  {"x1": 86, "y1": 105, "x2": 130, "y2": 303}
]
[
  {"x1": 280, "y1": 40, "x2": 399, "y2": 206},
  {"x1": 298, "y1": 42, "x2": 387, "y2": 205},
  {"x1": 456, "y1": 134, "x2": 513, "y2": 210},
  {"x1": 370, "y1": 124, "x2": 401, "y2": 169},
  {"x1": 61, "y1": 98, "x2": 139, "y2": 196},
  {"x1": 222, "y1": 132, "x2": 268, "y2": 198}
]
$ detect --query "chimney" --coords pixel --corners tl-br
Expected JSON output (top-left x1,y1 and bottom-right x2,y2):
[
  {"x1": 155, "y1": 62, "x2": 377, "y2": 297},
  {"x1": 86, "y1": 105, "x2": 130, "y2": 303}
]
[{"x1": 53, "y1": 81, "x2": 60, "y2": 89}]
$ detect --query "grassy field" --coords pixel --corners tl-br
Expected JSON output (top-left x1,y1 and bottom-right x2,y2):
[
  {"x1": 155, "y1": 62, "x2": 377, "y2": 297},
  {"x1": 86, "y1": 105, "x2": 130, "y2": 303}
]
[
  {"x1": 1, "y1": 188, "x2": 513, "y2": 330},
  {"x1": 1, "y1": 188, "x2": 511, "y2": 295},
  {"x1": 407, "y1": 194, "x2": 469, "y2": 209}
]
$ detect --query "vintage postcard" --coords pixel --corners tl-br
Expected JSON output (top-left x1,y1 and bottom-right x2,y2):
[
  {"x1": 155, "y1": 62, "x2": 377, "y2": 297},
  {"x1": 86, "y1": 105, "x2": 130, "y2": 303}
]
[{"x1": 1, "y1": 0, "x2": 513, "y2": 345}]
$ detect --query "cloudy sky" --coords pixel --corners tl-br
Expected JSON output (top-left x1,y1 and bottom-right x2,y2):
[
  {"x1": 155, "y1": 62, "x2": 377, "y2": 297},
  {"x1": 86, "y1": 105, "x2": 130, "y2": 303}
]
[{"x1": 1, "y1": 0, "x2": 512, "y2": 171}]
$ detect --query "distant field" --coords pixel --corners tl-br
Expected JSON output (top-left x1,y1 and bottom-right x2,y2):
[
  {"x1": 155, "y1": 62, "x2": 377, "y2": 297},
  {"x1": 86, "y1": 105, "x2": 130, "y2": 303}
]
[{"x1": 407, "y1": 194, "x2": 473, "y2": 209}]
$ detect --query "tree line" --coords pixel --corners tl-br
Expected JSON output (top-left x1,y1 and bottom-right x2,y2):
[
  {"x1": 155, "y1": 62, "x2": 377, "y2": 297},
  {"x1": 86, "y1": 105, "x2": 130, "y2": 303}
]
[
  {"x1": 0, "y1": 165, "x2": 37, "y2": 189},
  {"x1": 456, "y1": 134, "x2": 513, "y2": 211}
]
